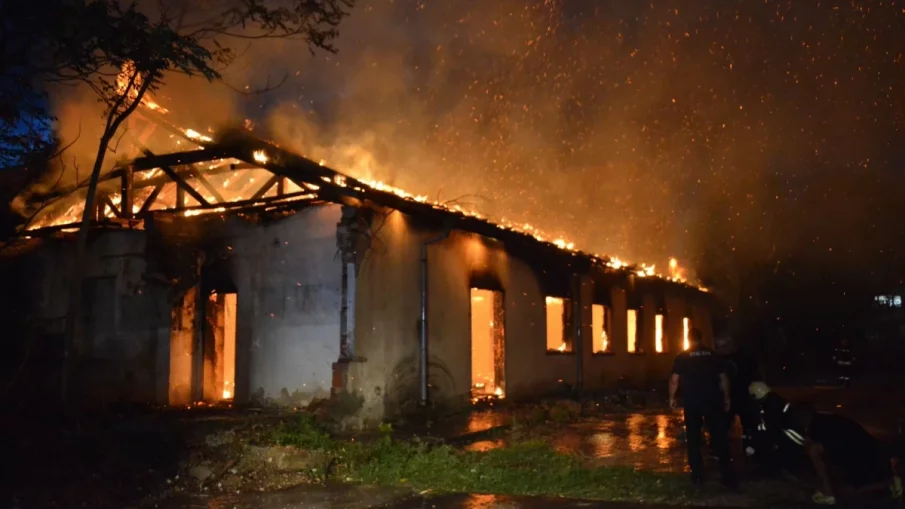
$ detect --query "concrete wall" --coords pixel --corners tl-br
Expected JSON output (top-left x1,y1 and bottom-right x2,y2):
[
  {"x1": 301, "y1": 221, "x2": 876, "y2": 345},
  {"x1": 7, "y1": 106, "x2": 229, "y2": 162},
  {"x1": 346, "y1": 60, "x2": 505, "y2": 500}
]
[
  {"x1": 227, "y1": 206, "x2": 342, "y2": 406},
  {"x1": 349, "y1": 208, "x2": 712, "y2": 419},
  {"x1": 36, "y1": 231, "x2": 171, "y2": 405},
  {"x1": 21, "y1": 206, "x2": 713, "y2": 414},
  {"x1": 350, "y1": 211, "x2": 579, "y2": 418}
]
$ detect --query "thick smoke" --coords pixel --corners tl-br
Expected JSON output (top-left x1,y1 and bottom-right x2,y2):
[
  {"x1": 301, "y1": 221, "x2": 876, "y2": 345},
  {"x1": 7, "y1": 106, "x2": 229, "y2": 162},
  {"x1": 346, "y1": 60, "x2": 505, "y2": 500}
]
[{"x1": 27, "y1": 0, "x2": 905, "y2": 288}]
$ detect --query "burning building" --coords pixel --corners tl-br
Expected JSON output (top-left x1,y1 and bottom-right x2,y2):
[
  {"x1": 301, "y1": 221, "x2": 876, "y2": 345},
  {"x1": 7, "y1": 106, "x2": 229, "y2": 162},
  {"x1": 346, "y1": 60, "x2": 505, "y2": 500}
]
[{"x1": 2, "y1": 109, "x2": 713, "y2": 420}]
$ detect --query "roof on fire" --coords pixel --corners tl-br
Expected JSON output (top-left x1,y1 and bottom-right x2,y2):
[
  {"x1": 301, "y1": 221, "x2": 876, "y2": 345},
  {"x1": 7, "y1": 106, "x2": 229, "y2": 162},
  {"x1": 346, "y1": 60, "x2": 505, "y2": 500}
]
[{"x1": 14, "y1": 126, "x2": 706, "y2": 296}]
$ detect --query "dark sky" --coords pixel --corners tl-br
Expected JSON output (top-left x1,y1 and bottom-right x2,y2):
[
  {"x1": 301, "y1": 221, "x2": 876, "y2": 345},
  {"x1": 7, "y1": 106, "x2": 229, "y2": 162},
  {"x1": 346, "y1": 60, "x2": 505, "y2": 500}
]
[{"x1": 44, "y1": 0, "x2": 905, "y2": 294}]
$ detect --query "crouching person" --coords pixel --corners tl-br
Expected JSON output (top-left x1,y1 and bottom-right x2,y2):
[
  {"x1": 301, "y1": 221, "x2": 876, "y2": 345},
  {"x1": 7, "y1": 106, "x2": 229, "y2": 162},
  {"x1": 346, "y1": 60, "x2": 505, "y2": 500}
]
[{"x1": 749, "y1": 381, "x2": 902, "y2": 506}]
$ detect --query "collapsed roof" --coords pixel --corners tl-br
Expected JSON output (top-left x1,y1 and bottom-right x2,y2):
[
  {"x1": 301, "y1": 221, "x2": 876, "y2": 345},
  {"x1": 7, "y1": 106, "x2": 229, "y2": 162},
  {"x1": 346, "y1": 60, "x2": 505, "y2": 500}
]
[{"x1": 17, "y1": 106, "x2": 703, "y2": 292}]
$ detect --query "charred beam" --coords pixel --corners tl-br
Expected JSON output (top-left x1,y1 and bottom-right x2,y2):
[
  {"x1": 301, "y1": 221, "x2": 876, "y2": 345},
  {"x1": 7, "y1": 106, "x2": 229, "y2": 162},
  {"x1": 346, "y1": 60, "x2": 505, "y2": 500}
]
[
  {"x1": 143, "y1": 149, "x2": 211, "y2": 208},
  {"x1": 161, "y1": 165, "x2": 209, "y2": 207},
  {"x1": 251, "y1": 175, "x2": 281, "y2": 200},
  {"x1": 189, "y1": 168, "x2": 225, "y2": 203},
  {"x1": 169, "y1": 190, "x2": 317, "y2": 215},
  {"x1": 138, "y1": 184, "x2": 164, "y2": 215},
  {"x1": 102, "y1": 196, "x2": 121, "y2": 218},
  {"x1": 132, "y1": 148, "x2": 235, "y2": 171},
  {"x1": 277, "y1": 177, "x2": 285, "y2": 196},
  {"x1": 135, "y1": 164, "x2": 234, "y2": 190},
  {"x1": 121, "y1": 165, "x2": 134, "y2": 219}
]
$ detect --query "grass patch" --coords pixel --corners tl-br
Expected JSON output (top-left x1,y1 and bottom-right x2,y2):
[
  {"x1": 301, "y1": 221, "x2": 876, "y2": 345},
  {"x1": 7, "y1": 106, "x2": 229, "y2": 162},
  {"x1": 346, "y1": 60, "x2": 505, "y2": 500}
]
[{"x1": 266, "y1": 415, "x2": 699, "y2": 503}]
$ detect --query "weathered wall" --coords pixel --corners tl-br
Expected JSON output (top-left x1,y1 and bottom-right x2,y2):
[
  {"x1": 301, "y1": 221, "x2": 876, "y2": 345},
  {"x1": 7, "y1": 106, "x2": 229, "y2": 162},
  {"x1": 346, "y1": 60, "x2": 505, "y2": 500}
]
[
  {"x1": 351, "y1": 210, "x2": 617, "y2": 419},
  {"x1": 36, "y1": 231, "x2": 171, "y2": 405},
  {"x1": 227, "y1": 206, "x2": 342, "y2": 406},
  {"x1": 349, "y1": 207, "x2": 717, "y2": 420}
]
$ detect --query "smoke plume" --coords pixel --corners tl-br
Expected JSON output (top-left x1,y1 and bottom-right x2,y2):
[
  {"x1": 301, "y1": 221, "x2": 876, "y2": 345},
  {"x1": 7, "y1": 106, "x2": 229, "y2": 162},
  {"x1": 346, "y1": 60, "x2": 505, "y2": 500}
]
[{"x1": 25, "y1": 0, "x2": 905, "y2": 288}]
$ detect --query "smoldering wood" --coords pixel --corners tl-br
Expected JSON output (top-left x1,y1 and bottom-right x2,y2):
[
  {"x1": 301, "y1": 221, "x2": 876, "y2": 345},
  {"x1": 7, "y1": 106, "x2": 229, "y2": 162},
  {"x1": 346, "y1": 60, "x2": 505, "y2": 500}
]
[
  {"x1": 138, "y1": 184, "x2": 164, "y2": 215},
  {"x1": 189, "y1": 168, "x2": 225, "y2": 203}
]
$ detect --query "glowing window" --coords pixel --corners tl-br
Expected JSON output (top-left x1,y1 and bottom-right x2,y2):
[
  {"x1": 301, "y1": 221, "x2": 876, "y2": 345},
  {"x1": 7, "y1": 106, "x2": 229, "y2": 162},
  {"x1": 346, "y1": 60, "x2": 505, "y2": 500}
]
[
  {"x1": 545, "y1": 296, "x2": 572, "y2": 352},
  {"x1": 683, "y1": 317, "x2": 691, "y2": 350},
  {"x1": 655, "y1": 314, "x2": 666, "y2": 353},
  {"x1": 627, "y1": 309, "x2": 639, "y2": 353},
  {"x1": 592, "y1": 304, "x2": 611, "y2": 353}
]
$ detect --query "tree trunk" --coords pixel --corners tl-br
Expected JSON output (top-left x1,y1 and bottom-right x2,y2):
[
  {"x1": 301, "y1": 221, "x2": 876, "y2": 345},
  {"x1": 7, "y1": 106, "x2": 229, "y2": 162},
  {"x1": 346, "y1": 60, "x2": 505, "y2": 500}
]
[{"x1": 60, "y1": 133, "x2": 112, "y2": 404}]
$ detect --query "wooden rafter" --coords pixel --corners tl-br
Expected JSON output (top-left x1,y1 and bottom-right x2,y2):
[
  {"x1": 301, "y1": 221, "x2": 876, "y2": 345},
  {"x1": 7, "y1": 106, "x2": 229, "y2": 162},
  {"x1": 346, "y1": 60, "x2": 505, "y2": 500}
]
[
  {"x1": 189, "y1": 168, "x2": 225, "y2": 203},
  {"x1": 102, "y1": 196, "x2": 120, "y2": 218},
  {"x1": 142, "y1": 149, "x2": 210, "y2": 208},
  {"x1": 135, "y1": 164, "x2": 233, "y2": 190},
  {"x1": 251, "y1": 175, "x2": 282, "y2": 200},
  {"x1": 138, "y1": 184, "x2": 164, "y2": 215}
]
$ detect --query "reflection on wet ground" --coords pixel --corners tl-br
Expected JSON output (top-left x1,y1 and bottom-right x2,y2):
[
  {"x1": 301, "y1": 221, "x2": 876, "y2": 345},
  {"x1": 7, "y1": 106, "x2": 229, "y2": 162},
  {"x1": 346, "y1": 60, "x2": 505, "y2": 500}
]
[
  {"x1": 163, "y1": 486, "x2": 744, "y2": 509},
  {"x1": 466, "y1": 412, "x2": 694, "y2": 473},
  {"x1": 386, "y1": 492, "x2": 740, "y2": 509},
  {"x1": 396, "y1": 409, "x2": 509, "y2": 442}
]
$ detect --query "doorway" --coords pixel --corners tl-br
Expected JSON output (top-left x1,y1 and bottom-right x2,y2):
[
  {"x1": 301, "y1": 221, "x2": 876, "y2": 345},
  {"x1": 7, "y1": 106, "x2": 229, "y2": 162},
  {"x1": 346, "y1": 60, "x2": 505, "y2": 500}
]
[
  {"x1": 203, "y1": 291, "x2": 237, "y2": 402},
  {"x1": 470, "y1": 288, "x2": 505, "y2": 398}
]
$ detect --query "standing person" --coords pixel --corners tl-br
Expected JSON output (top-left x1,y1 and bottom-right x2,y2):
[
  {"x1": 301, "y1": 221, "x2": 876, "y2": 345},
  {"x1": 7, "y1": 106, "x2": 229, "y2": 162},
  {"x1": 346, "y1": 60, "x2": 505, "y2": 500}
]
[
  {"x1": 832, "y1": 338, "x2": 855, "y2": 389},
  {"x1": 715, "y1": 335, "x2": 763, "y2": 462},
  {"x1": 670, "y1": 328, "x2": 736, "y2": 487}
]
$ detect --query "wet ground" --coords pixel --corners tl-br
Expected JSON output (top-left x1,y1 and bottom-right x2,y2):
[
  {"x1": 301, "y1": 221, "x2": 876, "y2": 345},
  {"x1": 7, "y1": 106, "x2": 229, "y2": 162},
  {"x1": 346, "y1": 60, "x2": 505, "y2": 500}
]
[
  {"x1": 159, "y1": 410, "x2": 798, "y2": 509},
  {"x1": 466, "y1": 413, "x2": 691, "y2": 473},
  {"x1": 16, "y1": 385, "x2": 898, "y2": 508},
  {"x1": 164, "y1": 485, "x2": 749, "y2": 509}
]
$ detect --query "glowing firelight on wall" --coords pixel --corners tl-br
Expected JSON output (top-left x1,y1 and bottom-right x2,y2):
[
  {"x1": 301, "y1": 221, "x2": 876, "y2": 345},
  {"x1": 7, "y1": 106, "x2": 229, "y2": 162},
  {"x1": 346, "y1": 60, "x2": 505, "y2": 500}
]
[
  {"x1": 683, "y1": 317, "x2": 692, "y2": 350},
  {"x1": 655, "y1": 314, "x2": 665, "y2": 353}
]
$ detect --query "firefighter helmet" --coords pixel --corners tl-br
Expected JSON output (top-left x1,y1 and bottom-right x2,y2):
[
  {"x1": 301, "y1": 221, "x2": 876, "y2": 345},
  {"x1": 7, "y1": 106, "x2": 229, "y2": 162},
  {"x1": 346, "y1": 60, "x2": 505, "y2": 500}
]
[{"x1": 749, "y1": 381, "x2": 771, "y2": 400}]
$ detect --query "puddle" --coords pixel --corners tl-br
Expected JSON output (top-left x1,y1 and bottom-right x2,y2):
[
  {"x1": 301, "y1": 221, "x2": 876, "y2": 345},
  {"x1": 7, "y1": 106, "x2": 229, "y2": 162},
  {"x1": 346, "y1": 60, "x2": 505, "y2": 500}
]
[{"x1": 464, "y1": 411, "x2": 750, "y2": 474}]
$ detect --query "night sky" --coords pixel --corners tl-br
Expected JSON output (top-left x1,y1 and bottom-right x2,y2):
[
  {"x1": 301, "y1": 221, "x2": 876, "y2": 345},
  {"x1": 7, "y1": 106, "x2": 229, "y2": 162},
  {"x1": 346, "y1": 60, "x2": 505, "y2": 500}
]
[{"x1": 46, "y1": 0, "x2": 905, "y2": 295}]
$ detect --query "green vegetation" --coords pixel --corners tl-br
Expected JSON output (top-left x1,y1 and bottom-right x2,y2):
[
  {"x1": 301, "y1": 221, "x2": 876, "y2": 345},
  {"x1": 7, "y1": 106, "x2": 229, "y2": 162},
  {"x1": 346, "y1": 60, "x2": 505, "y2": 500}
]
[{"x1": 266, "y1": 414, "x2": 701, "y2": 503}]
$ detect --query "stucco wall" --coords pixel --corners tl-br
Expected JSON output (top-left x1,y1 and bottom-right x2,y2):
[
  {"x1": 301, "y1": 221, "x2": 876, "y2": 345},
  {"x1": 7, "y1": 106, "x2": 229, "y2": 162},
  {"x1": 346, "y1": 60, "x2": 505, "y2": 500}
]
[
  {"x1": 19, "y1": 206, "x2": 713, "y2": 413},
  {"x1": 227, "y1": 206, "x2": 342, "y2": 405},
  {"x1": 349, "y1": 209, "x2": 710, "y2": 418},
  {"x1": 35, "y1": 231, "x2": 171, "y2": 405}
]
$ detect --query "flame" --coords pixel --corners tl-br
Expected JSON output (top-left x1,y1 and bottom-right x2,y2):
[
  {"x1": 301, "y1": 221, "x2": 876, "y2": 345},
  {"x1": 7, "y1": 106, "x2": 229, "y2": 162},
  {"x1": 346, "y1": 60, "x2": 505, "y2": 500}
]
[
  {"x1": 557, "y1": 342, "x2": 567, "y2": 352},
  {"x1": 493, "y1": 386, "x2": 504, "y2": 397},
  {"x1": 655, "y1": 314, "x2": 665, "y2": 353},
  {"x1": 184, "y1": 129, "x2": 213, "y2": 142},
  {"x1": 25, "y1": 97, "x2": 704, "y2": 291},
  {"x1": 116, "y1": 60, "x2": 143, "y2": 100}
]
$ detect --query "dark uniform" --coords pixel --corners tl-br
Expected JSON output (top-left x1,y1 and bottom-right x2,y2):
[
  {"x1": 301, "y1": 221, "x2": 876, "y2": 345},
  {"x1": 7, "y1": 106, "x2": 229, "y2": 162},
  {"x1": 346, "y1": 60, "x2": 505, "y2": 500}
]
[
  {"x1": 672, "y1": 348, "x2": 733, "y2": 482},
  {"x1": 758, "y1": 391, "x2": 892, "y2": 491},
  {"x1": 724, "y1": 349, "x2": 762, "y2": 458},
  {"x1": 833, "y1": 342, "x2": 854, "y2": 389}
]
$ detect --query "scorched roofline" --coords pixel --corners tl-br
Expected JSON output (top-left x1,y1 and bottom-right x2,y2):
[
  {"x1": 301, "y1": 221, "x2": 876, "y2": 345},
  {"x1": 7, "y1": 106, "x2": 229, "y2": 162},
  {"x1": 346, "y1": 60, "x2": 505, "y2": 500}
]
[{"x1": 22, "y1": 132, "x2": 706, "y2": 293}]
